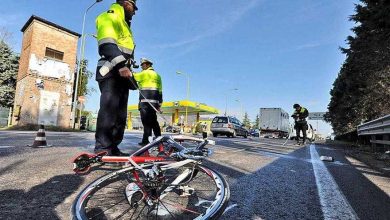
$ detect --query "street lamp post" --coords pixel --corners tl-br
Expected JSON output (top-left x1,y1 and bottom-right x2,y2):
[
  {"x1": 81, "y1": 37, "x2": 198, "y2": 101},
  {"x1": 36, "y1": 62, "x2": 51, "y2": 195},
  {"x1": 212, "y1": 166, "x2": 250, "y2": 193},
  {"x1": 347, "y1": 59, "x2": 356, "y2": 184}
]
[
  {"x1": 235, "y1": 99, "x2": 243, "y2": 120},
  {"x1": 71, "y1": 0, "x2": 102, "y2": 129},
  {"x1": 176, "y1": 71, "x2": 190, "y2": 132},
  {"x1": 224, "y1": 88, "x2": 238, "y2": 116},
  {"x1": 76, "y1": 33, "x2": 97, "y2": 126}
]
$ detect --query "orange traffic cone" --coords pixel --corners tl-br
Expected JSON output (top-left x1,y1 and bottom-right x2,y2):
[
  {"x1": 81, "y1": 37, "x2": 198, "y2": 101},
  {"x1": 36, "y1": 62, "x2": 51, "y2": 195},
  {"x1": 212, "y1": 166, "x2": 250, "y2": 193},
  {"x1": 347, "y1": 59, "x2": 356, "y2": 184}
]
[{"x1": 29, "y1": 124, "x2": 52, "y2": 148}]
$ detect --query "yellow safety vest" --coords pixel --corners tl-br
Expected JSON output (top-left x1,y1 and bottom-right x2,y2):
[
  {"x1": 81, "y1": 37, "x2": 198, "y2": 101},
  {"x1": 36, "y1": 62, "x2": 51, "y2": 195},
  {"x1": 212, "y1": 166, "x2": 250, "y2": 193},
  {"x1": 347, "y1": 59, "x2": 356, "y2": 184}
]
[
  {"x1": 133, "y1": 67, "x2": 163, "y2": 104},
  {"x1": 96, "y1": 3, "x2": 135, "y2": 55},
  {"x1": 95, "y1": 3, "x2": 135, "y2": 78}
]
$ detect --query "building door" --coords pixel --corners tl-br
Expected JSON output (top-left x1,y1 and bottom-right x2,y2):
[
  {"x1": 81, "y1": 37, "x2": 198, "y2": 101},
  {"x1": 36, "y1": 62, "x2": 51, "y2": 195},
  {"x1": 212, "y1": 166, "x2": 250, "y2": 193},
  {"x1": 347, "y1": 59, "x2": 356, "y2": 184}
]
[{"x1": 38, "y1": 90, "x2": 60, "y2": 126}]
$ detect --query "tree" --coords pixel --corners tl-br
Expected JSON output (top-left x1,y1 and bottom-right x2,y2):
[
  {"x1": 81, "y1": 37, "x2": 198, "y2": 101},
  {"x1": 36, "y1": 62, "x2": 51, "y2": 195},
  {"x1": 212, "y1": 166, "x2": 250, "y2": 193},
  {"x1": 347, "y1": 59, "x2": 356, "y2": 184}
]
[
  {"x1": 242, "y1": 112, "x2": 251, "y2": 129},
  {"x1": 0, "y1": 40, "x2": 19, "y2": 108},
  {"x1": 74, "y1": 59, "x2": 94, "y2": 120},
  {"x1": 77, "y1": 59, "x2": 94, "y2": 97},
  {"x1": 327, "y1": 0, "x2": 390, "y2": 134},
  {"x1": 253, "y1": 114, "x2": 260, "y2": 129}
]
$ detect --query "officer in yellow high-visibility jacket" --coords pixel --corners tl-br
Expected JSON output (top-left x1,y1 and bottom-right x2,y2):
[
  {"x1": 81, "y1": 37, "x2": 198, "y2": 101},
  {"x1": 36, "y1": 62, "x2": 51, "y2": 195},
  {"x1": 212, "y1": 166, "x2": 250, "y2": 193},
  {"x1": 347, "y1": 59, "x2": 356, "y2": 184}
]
[
  {"x1": 94, "y1": 0, "x2": 138, "y2": 156},
  {"x1": 133, "y1": 58, "x2": 163, "y2": 146},
  {"x1": 292, "y1": 103, "x2": 309, "y2": 145}
]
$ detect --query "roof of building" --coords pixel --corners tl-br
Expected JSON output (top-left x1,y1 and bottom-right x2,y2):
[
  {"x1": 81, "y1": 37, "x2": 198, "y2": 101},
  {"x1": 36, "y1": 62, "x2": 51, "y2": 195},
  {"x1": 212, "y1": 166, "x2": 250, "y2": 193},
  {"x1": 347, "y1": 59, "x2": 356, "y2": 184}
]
[{"x1": 21, "y1": 15, "x2": 81, "y2": 37}]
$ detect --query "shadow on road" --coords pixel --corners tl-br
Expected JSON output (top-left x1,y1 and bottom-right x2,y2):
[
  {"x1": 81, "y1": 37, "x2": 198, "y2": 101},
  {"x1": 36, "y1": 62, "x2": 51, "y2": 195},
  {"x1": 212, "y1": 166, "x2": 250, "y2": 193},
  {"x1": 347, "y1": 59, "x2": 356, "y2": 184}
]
[
  {"x1": 206, "y1": 144, "x2": 390, "y2": 220},
  {"x1": 0, "y1": 174, "x2": 83, "y2": 219},
  {"x1": 316, "y1": 145, "x2": 390, "y2": 220},
  {"x1": 216, "y1": 146, "x2": 323, "y2": 219}
]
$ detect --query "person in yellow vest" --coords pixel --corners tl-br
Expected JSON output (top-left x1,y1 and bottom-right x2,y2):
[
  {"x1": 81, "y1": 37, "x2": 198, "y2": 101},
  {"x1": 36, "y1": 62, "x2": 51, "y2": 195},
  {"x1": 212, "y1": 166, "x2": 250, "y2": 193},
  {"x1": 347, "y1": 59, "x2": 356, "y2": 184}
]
[
  {"x1": 133, "y1": 58, "x2": 163, "y2": 146},
  {"x1": 94, "y1": 0, "x2": 138, "y2": 156},
  {"x1": 292, "y1": 103, "x2": 309, "y2": 145}
]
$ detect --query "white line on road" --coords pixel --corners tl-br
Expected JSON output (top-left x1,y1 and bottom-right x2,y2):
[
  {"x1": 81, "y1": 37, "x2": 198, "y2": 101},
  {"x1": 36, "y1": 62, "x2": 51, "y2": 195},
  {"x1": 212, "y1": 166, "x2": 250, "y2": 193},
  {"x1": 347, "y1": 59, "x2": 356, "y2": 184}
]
[
  {"x1": 223, "y1": 203, "x2": 238, "y2": 215},
  {"x1": 310, "y1": 144, "x2": 359, "y2": 220},
  {"x1": 0, "y1": 146, "x2": 15, "y2": 149}
]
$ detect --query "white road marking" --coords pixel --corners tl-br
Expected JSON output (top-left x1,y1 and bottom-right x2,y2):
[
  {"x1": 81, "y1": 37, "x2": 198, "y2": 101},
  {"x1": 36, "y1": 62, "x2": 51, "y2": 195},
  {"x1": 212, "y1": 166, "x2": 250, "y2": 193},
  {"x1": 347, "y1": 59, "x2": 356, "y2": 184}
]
[
  {"x1": 310, "y1": 144, "x2": 359, "y2": 220},
  {"x1": 0, "y1": 146, "x2": 15, "y2": 149},
  {"x1": 223, "y1": 203, "x2": 238, "y2": 214}
]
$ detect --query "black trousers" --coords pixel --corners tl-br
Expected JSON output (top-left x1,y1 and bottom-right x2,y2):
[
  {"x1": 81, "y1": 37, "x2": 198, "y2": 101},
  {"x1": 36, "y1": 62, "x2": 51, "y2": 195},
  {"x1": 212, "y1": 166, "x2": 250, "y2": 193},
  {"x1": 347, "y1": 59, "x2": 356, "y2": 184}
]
[
  {"x1": 295, "y1": 122, "x2": 308, "y2": 143},
  {"x1": 95, "y1": 76, "x2": 129, "y2": 151},
  {"x1": 140, "y1": 103, "x2": 161, "y2": 143}
]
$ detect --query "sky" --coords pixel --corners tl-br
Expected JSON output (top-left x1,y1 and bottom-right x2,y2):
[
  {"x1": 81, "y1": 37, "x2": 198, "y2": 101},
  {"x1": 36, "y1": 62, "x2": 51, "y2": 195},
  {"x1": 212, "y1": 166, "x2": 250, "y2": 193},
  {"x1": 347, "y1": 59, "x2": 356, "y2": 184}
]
[{"x1": 0, "y1": 0, "x2": 358, "y2": 135}]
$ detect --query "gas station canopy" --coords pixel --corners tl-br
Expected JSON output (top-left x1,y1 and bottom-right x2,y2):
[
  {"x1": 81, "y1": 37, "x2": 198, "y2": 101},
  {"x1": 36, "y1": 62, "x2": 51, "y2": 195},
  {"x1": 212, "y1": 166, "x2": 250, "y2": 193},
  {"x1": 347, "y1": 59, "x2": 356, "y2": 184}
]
[
  {"x1": 127, "y1": 100, "x2": 219, "y2": 116},
  {"x1": 127, "y1": 100, "x2": 219, "y2": 129}
]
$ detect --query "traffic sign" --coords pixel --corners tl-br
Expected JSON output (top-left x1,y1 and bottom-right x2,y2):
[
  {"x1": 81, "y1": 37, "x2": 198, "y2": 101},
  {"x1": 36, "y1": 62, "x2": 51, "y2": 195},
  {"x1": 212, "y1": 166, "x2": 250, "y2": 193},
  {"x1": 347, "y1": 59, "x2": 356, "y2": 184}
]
[
  {"x1": 76, "y1": 103, "x2": 85, "y2": 110},
  {"x1": 78, "y1": 96, "x2": 86, "y2": 103},
  {"x1": 308, "y1": 112, "x2": 325, "y2": 120}
]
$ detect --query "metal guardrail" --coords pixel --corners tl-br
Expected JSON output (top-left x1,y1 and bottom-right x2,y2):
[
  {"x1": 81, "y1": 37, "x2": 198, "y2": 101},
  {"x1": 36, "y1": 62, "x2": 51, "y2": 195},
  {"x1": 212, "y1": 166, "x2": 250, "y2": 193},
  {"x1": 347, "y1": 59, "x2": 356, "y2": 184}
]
[{"x1": 357, "y1": 114, "x2": 390, "y2": 147}]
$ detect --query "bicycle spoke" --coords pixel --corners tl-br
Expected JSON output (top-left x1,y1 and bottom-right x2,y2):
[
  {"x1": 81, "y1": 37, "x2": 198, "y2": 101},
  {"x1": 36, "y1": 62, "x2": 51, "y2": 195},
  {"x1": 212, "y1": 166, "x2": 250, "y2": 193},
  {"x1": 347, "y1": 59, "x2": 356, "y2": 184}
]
[
  {"x1": 187, "y1": 173, "x2": 206, "y2": 183},
  {"x1": 113, "y1": 206, "x2": 134, "y2": 220},
  {"x1": 163, "y1": 199, "x2": 203, "y2": 215},
  {"x1": 192, "y1": 189, "x2": 215, "y2": 192},
  {"x1": 134, "y1": 203, "x2": 147, "y2": 219},
  {"x1": 89, "y1": 194, "x2": 123, "y2": 200},
  {"x1": 103, "y1": 186, "x2": 124, "y2": 190},
  {"x1": 155, "y1": 201, "x2": 159, "y2": 220},
  {"x1": 158, "y1": 199, "x2": 179, "y2": 220},
  {"x1": 129, "y1": 205, "x2": 140, "y2": 220},
  {"x1": 89, "y1": 198, "x2": 128, "y2": 219}
]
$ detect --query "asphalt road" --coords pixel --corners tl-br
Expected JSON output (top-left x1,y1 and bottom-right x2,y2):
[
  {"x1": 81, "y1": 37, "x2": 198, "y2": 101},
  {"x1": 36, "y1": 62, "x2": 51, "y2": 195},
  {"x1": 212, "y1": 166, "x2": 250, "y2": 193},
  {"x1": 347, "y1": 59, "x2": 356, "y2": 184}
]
[{"x1": 0, "y1": 131, "x2": 389, "y2": 219}]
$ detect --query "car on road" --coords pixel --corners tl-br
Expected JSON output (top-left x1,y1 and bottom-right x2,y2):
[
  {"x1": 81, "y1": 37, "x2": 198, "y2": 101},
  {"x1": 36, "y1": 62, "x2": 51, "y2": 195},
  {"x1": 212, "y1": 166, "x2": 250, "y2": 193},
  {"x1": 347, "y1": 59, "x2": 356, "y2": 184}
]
[
  {"x1": 164, "y1": 125, "x2": 180, "y2": 133},
  {"x1": 249, "y1": 129, "x2": 260, "y2": 137},
  {"x1": 210, "y1": 116, "x2": 248, "y2": 138}
]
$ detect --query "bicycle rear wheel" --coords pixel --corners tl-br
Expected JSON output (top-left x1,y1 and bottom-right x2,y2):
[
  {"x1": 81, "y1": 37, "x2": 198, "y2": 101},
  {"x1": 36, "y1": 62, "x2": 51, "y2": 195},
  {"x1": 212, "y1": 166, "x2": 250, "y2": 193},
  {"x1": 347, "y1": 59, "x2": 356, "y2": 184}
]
[{"x1": 72, "y1": 162, "x2": 230, "y2": 220}]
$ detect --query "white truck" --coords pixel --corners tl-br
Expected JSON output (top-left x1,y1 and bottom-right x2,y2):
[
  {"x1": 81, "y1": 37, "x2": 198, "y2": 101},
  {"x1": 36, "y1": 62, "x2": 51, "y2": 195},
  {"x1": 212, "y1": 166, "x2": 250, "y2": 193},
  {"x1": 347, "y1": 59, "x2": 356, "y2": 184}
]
[{"x1": 259, "y1": 108, "x2": 290, "y2": 138}]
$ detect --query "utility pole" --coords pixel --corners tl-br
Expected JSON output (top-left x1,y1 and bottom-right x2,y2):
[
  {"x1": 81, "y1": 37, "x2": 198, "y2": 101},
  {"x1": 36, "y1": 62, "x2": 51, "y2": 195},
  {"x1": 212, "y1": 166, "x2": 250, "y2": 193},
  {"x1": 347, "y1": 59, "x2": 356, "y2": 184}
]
[{"x1": 224, "y1": 88, "x2": 238, "y2": 116}]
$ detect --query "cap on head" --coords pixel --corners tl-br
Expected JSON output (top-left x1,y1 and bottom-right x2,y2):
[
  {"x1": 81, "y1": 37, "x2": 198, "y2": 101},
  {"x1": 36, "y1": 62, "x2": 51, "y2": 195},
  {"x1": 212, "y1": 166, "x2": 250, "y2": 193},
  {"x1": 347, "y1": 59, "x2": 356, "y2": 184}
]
[
  {"x1": 117, "y1": 0, "x2": 138, "y2": 10},
  {"x1": 140, "y1": 58, "x2": 153, "y2": 65},
  {"x1": 293, "y1": 104, "x2": 300, "y2": 108}
]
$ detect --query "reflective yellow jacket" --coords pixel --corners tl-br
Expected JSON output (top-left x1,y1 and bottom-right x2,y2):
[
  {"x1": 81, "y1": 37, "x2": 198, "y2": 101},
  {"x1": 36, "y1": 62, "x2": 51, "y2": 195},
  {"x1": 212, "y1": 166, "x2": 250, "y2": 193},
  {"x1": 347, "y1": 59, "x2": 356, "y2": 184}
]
[
  {"x1": 133, "y1": 67, "x2": 163, "y2": 104},
  {"x1": 95, "y1": 3, "x2": 135, "y2": 80}
]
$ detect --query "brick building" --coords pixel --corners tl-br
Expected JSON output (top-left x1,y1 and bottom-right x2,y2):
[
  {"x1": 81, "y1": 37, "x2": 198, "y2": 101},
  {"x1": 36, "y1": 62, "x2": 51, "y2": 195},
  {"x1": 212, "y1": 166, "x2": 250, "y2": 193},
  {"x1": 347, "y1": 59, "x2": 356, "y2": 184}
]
[{"x1": 12, "y1": 15, "x2": 80, "y2": 127}]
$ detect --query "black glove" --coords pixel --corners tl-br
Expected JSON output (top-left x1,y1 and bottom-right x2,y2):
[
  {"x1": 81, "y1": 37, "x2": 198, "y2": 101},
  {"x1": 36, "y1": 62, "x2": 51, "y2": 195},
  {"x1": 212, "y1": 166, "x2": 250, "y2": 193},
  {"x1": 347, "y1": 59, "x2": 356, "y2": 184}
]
[{"x1": 127, "y1": 76, "x2": 138, "y2": 90}]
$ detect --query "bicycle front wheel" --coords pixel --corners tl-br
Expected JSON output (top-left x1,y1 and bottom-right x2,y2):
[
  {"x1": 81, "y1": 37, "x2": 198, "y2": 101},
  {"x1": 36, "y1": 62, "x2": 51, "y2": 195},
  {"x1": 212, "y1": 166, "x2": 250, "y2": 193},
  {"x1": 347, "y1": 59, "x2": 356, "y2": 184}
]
[{"x1": 72, "y1": 162, "x2": 230, "y2": 220}]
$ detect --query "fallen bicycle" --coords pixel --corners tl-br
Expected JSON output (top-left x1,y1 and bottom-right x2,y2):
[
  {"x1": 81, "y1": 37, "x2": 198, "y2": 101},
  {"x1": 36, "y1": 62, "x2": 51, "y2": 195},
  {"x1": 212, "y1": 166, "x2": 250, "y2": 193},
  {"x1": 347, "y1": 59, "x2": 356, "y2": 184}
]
[{"x1": 71, "y1": 135, "x2": 230, "y2": 220}]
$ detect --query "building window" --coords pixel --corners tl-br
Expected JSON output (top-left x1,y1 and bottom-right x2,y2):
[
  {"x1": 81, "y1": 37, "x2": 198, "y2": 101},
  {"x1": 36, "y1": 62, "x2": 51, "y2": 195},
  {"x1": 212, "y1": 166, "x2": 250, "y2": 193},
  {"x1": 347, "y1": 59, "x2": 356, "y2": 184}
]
[{"x1": 45, "y1": 47, "x2": 64, "y2": 61}]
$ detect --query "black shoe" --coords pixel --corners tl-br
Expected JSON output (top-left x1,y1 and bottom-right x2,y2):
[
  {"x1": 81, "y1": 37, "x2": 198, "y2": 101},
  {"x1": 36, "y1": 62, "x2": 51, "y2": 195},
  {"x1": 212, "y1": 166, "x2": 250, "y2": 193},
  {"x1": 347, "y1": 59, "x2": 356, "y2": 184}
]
[
  {"x1": 138, "y1": 142, "x2": 149, "y2": 147},
  {"x1": 112, "y1": 148, "x2": 130, "y2": 156},
  {"x1": 94, "y1": 149, "x2": 112, "y2": 156}
]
